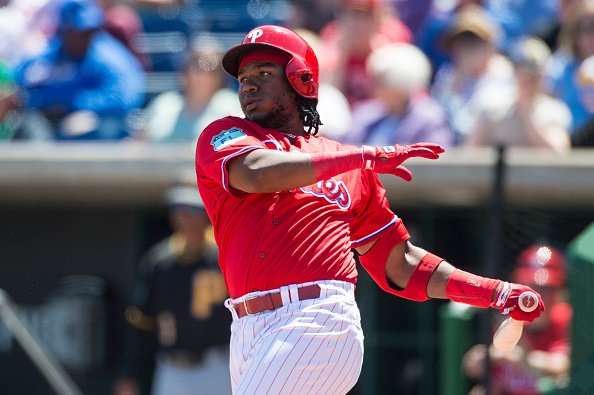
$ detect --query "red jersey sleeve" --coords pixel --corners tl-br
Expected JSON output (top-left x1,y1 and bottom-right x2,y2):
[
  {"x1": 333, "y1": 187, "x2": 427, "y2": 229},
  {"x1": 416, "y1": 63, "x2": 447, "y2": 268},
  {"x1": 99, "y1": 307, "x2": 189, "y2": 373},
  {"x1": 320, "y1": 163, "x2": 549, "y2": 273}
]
[
  {"x1": 196, "y1": 116, "x2": 266, "y2": 196},
  {"x1": 350, "y1": 170, "x2": 409, "y2": 248}
]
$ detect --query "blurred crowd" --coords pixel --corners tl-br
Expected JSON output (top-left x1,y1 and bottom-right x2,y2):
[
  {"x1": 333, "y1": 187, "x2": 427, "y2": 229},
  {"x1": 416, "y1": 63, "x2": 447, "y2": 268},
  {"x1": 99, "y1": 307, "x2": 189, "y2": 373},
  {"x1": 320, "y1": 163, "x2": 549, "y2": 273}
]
[
  {"x1": 2, "y1": 0, "x2": 594, "y2": 148},
  {"x1": 0, "y1": 2, "x2": 581, "y2": 394}
]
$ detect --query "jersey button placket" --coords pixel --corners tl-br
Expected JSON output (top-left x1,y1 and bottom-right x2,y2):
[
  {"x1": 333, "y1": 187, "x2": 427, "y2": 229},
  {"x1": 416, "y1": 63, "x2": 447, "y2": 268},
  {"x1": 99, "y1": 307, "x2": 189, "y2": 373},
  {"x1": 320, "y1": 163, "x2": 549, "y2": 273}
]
[
  {"x1": 258, "y1": 252, "x2": 266, "y2": 259},
  {"x1": 273, "y1": 219, "x2": 280, "y2": 225}
]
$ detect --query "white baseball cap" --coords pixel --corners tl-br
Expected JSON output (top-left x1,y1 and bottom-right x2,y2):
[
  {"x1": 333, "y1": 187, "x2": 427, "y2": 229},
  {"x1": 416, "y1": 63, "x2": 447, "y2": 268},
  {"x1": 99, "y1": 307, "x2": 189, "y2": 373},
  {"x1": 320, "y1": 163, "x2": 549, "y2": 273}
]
[{"x1": 166, "y1": 182, "x2": 204, "y2": 209}]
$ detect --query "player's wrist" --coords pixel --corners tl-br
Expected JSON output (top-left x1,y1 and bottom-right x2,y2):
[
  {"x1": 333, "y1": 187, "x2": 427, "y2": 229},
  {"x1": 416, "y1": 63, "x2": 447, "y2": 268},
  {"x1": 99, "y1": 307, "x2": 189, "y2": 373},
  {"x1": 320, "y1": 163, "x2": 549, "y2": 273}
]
[
  {"x1": 310, "y1": 147, "x2": 365, "y2": 180},
  {"x1": 490, "y1": 281, "x2": 512, "y2": 310},
  {"x1": 361, "y1": 145, "x2": 380, "y2": 170}
]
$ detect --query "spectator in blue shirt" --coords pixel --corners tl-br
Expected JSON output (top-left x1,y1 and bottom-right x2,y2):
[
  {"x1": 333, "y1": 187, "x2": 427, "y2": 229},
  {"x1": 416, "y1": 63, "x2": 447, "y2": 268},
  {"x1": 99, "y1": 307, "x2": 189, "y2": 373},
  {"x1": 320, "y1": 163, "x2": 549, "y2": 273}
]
[
  {"x1": 14, "y1": 0, "x2": 144, "y2": 140},
  {"x1": 484, "y1": 0, "x2": 560, "y2": 52},
  {"x1": 544, "y1": 0, "x2": 594, "y2": 133}
]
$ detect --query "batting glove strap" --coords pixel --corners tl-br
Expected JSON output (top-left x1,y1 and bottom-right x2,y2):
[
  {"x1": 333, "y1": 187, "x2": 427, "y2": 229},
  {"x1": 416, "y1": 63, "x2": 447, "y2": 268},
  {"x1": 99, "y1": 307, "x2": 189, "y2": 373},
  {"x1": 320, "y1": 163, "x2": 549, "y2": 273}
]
[
  {"x1": 361, "y1": 145, "x2": 376, "y2": 170},
  {"x1": 490, "y1": 281, "x2": 512, "y2": 310}
]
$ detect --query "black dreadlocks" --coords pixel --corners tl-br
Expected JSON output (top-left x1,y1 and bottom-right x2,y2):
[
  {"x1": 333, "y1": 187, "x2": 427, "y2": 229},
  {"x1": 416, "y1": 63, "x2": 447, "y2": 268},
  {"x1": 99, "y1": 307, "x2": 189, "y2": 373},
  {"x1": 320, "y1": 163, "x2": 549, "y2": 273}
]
[{"x1": 296, "y1": 96, "x2": 322, "y2": 136}]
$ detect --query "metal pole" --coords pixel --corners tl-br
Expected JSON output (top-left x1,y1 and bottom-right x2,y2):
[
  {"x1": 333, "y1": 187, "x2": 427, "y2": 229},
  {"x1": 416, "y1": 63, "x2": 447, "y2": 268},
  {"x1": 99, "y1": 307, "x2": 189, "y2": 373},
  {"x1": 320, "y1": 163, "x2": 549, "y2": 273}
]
[
  {"x1": 0, "y1": 289, "x2": 83, "y2": 395},
  {"x1": 482, "y1": 146, "x2": 507, "y2": 395}
]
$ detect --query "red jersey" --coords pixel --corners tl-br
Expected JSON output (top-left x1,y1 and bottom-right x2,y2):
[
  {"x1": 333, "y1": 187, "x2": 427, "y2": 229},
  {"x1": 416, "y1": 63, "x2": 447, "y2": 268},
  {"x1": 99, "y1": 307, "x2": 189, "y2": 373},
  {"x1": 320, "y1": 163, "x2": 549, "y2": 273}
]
[{"x1": 195, "y1": 116, "x2": 409, "y2": 298}]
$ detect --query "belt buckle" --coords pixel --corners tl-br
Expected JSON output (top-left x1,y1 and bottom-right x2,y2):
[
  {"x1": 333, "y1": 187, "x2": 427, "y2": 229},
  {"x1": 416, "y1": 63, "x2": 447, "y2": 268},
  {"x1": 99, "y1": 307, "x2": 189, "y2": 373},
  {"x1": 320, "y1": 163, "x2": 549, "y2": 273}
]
[{"x1": 242, "y1": 294, "x2": 262, "y2": 316}]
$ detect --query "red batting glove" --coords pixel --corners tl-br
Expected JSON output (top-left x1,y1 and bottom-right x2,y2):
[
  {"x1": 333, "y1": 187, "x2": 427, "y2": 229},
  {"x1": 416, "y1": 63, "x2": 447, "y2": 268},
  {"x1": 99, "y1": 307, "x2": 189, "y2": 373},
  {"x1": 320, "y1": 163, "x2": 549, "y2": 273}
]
[
  {"x1": 310, "y1": 142, "x2": 444, "y2": 182},
  {"x1": 362, "y1": 143, "x2": 444, "y2": 181},
  {"x1": 490, "y1": 282, "x2": 545, "y2": 322}
]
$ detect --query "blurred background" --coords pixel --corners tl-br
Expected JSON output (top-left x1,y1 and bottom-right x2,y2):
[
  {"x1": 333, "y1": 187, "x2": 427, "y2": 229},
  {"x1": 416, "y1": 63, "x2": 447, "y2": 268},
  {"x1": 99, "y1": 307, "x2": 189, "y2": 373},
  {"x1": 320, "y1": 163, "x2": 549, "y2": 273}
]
[{"x1": 0, "y1": 0, "x2": 593, "y2": 394}]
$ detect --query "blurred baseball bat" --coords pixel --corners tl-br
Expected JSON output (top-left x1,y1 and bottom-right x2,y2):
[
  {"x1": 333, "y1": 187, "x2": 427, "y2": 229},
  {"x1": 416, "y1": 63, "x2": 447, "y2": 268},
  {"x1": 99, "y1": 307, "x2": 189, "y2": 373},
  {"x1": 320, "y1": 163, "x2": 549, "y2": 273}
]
[{"x1": 492, "y1": 291, "x2": 538, "y2": 352}]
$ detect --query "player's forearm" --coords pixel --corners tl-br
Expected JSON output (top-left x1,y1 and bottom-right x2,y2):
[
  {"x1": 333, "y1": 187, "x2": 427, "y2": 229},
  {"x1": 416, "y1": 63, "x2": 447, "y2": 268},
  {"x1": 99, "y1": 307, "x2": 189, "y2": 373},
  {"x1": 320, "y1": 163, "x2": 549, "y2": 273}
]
[
  {"x1": 229, "y1": 146, "x2": 373, "y2": 193},
  {"x1": 229, "y1": 142, "x2": 444, "y2": 193},
  {"x1": 361, "y1": 237, "x2": 543, "y2": 320},
  {"x1": 229, "y1": 149, "x2": 320, "y2": 193},
  {"x1": 428, "y1": 259, "x2": 544, "y2": 321},
  {"x1": 383, "y1": 242, "x2": 538, "y2": 314},
  {"x1": 426, "y1": 260, "x2": 455, "y2": 299}
]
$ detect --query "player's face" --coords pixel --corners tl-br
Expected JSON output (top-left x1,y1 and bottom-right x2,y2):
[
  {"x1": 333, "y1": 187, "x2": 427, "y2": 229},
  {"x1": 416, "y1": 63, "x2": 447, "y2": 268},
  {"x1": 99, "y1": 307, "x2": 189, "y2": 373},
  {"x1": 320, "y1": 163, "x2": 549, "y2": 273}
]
[{"x1": 237, "y1": 61, "x2": 300, "y2": 130}]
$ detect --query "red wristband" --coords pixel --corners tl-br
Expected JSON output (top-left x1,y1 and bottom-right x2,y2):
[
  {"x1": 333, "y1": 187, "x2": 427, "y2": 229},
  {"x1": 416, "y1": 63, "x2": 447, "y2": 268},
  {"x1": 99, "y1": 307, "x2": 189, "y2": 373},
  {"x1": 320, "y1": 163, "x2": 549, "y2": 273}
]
[
  {"x1": 445, "y1": 269, "x2": 502, "y2": 308},
  {"x1": 310, "y1": 147, "x2": 363, "y2": 180}
]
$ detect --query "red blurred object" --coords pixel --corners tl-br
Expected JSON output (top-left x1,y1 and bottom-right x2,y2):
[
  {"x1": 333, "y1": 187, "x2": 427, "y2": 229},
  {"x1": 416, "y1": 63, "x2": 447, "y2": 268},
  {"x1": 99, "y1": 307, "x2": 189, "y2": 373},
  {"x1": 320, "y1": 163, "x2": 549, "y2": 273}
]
[
  {"x1": 513, "y1": 245, "x2": 566, "y2": 287},
  {"x1": 343, "y1": 0, "x2": 382, "y2": 11}
]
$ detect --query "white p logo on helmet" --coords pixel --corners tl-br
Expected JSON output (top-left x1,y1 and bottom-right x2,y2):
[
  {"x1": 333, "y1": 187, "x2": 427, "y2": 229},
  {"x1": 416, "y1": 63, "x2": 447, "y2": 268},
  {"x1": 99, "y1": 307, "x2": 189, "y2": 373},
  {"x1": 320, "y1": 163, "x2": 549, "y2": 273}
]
[{"x1": 247, "y1": 28, "x2": 263, "y2": 43}]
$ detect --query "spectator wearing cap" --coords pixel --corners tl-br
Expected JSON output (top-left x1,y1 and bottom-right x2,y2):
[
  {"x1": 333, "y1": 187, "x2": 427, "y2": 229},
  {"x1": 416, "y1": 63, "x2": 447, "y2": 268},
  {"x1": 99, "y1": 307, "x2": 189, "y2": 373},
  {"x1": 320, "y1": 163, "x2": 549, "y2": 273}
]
[
  {"x1": 138, "y1": 39, "x2": 242, "y2": 143},
  {"x1": 13, "y1": 0, "x2": 144, "y2": 140},
  {"x1": 463, "y1": 244, "x2": 571, "y2": 395},
  {"x1": 113, "y1": 177, "x2": 231, "y2": 395},
  {"x1": 430, "y1": 4, "x2": 515, "y2": 142},
  {"x1": 465, "y1": 37, "x2": 571, "y2": 153},
  {"x1": 343, "y1": 43, "x2": 454, "y2": 147},
  {"x1": 544, "y1": 0, "x2": 594, "y2": 133},
  {"x1": 416, "y1": 0, "x2": 483, "y2": 74},
  {"x1": 417, "y1": 0, "x2": 560, "y2": 73}
]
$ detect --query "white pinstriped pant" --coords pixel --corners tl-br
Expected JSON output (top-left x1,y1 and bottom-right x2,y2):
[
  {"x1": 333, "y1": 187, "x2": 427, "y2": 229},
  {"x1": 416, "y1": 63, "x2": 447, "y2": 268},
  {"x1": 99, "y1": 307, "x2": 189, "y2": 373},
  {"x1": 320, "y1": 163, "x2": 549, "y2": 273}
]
[{"x1": 225, "y1": 280, "x2": 364, "y2": 395}]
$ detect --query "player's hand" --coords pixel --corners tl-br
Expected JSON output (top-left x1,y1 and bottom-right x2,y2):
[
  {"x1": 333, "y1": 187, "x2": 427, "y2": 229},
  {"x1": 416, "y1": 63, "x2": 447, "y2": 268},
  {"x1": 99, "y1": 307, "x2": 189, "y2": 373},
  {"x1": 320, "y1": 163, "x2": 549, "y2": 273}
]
[
  {"x1": 362, "y1": 143, "x2": 445, "y2": 181},
  {"x1": 490, "y1": 282, "x2": 545, "y2": 322}
]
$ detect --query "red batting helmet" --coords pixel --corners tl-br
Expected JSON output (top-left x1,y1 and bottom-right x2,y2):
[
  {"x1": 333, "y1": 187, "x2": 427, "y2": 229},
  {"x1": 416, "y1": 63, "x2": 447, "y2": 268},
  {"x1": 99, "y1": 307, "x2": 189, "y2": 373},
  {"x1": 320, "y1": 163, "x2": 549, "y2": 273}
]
[
  {"x1": 513, "y1": 245, "x2": 566, "y2": 287},
  {"x1": 222, "y1": 25, "x2": 319, "y2": 100}
]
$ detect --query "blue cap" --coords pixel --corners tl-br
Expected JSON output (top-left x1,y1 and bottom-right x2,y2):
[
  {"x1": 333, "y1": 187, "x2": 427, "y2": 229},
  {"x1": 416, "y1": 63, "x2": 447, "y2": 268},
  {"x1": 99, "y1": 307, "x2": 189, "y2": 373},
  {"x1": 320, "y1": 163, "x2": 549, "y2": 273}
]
[{"x1": 59, "y1": 0, "x2": 104, "y2": 32}]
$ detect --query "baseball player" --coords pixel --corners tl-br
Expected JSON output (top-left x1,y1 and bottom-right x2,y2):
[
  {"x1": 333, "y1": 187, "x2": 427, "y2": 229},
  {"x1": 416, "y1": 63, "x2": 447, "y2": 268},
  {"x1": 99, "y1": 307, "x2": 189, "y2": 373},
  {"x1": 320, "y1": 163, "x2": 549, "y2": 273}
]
[
  {"x1": 195, "y1": 25, "x2": 545, "y2": 395},
  {"x1": 113, "y1": 180, "x2": 231, "y2": 395}
]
